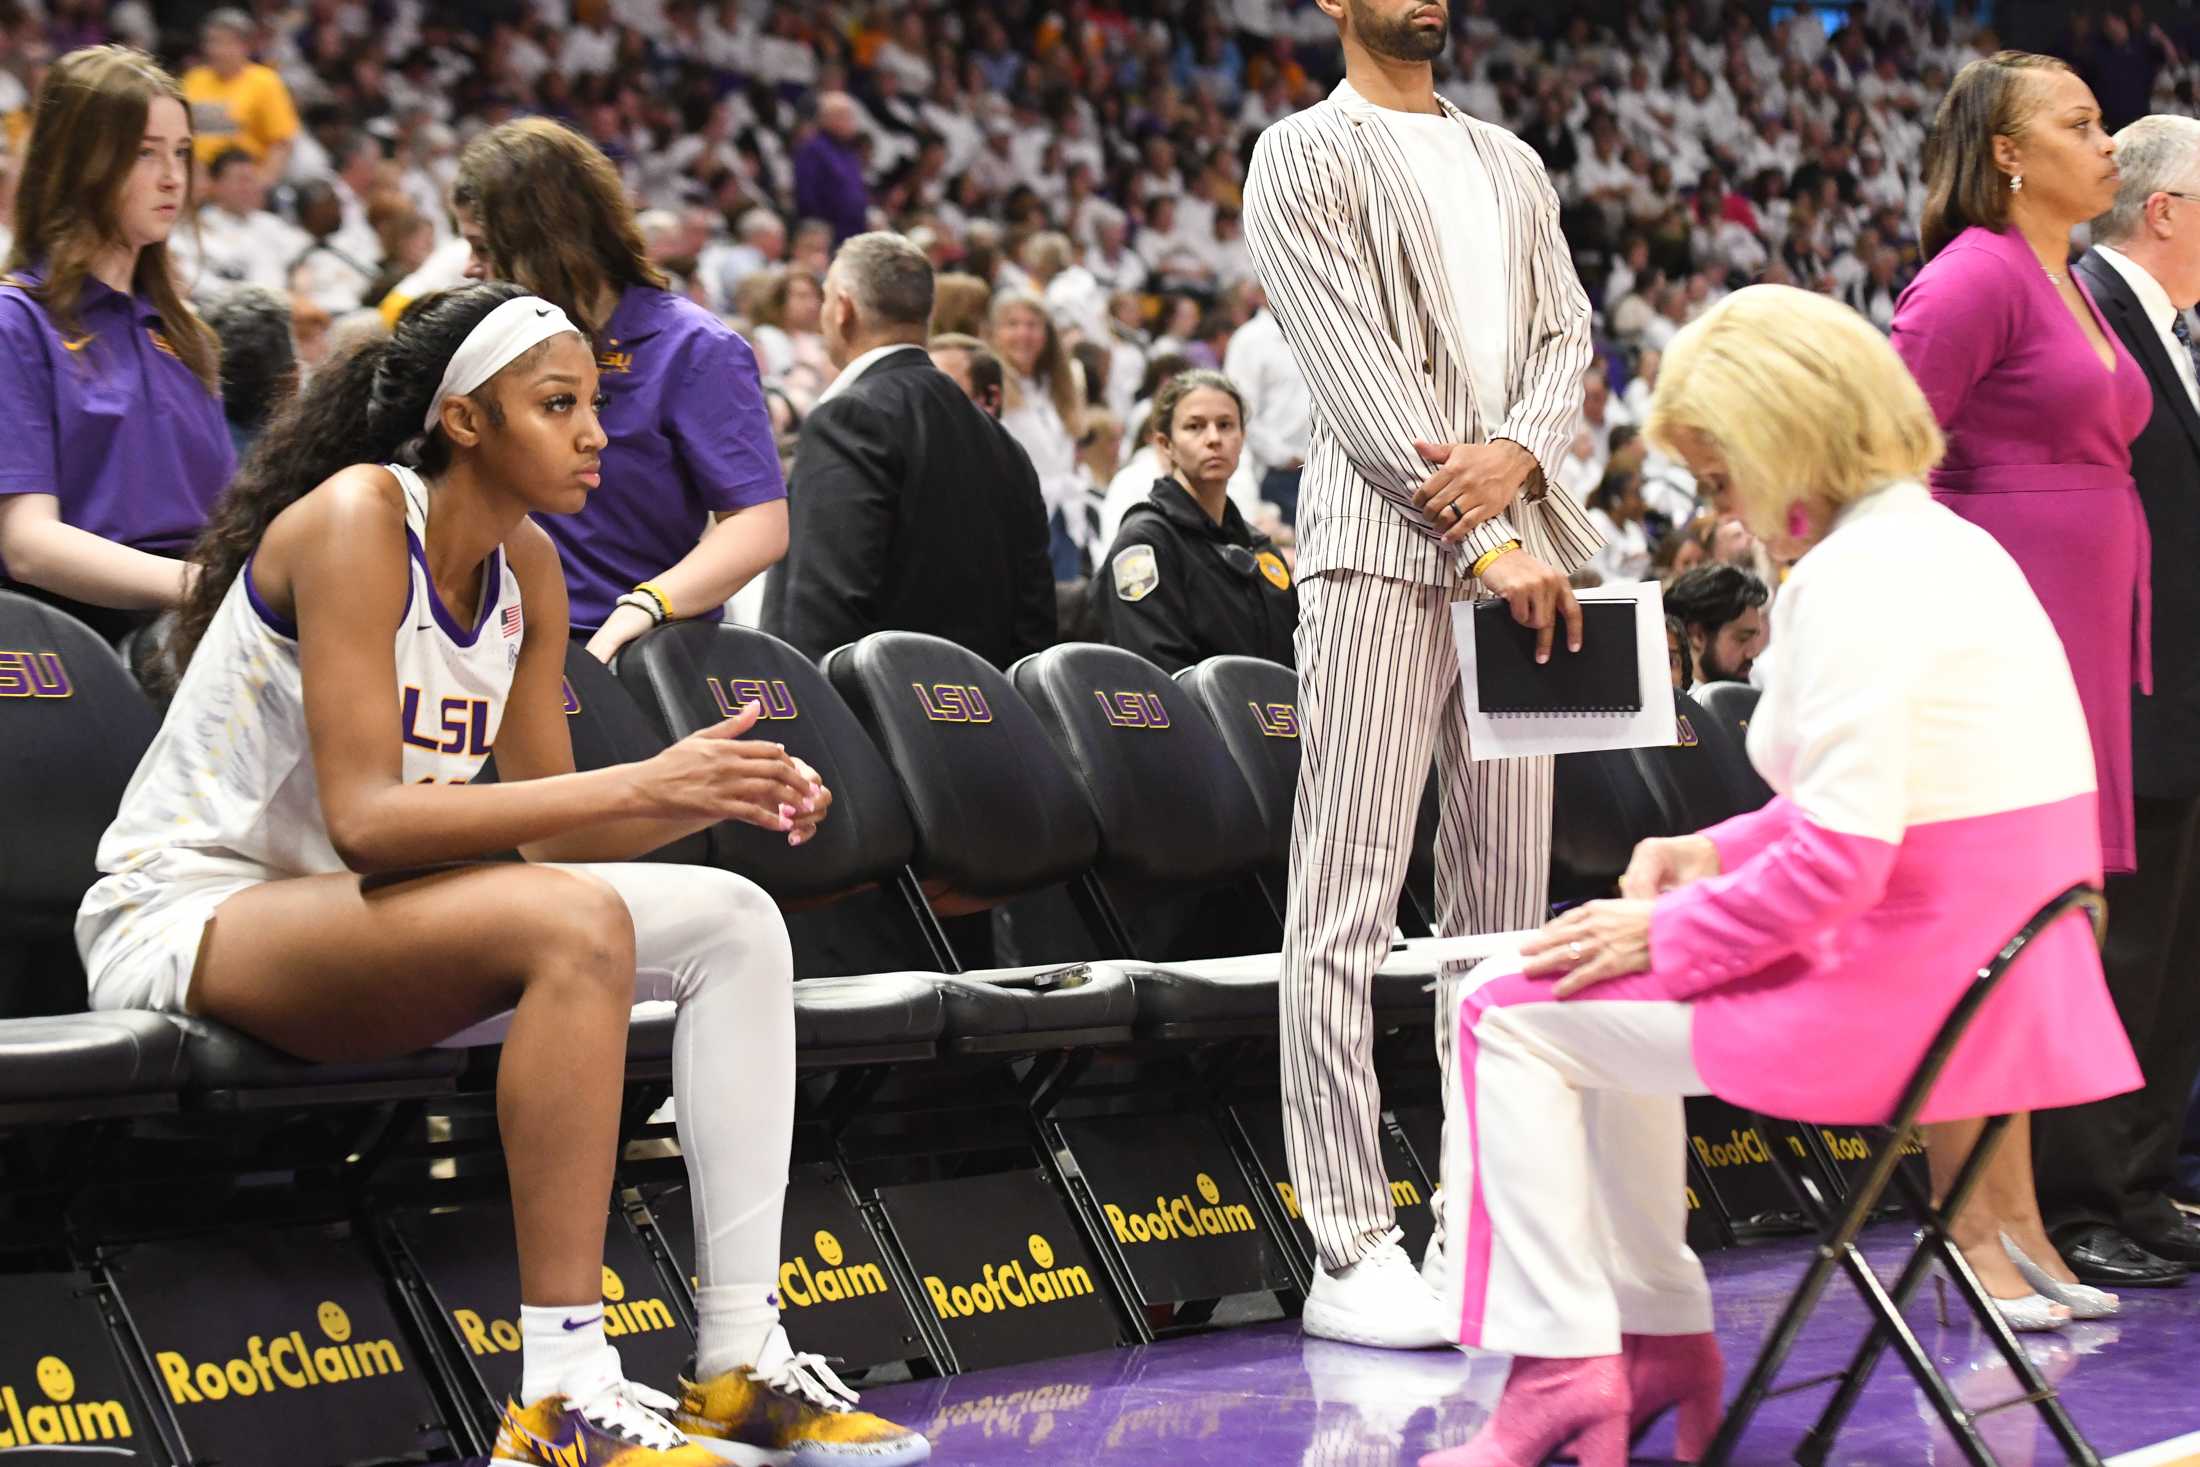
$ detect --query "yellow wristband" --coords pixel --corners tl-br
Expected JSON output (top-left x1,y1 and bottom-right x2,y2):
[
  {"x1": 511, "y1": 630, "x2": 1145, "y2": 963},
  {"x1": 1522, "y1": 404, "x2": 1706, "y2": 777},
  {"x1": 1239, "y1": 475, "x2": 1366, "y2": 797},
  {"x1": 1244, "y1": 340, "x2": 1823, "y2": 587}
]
[
  {"x1": 634, "y1": 581, "x2": 675, "y2": 621},
  {"x1": 1471, "y1": 540, "x2": 1521, "y2": 578}
]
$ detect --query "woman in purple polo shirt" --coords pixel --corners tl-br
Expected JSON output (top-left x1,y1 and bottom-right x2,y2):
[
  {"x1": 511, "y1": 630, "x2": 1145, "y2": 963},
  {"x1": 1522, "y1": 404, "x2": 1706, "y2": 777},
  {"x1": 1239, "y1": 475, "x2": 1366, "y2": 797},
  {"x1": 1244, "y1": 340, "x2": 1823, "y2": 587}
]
[
  {"x1": 0, "y1": 46, "x2": 234, "y2": 644},
  {"x1": 450, "y1": 119, "x2": 788, "y2": 665}
]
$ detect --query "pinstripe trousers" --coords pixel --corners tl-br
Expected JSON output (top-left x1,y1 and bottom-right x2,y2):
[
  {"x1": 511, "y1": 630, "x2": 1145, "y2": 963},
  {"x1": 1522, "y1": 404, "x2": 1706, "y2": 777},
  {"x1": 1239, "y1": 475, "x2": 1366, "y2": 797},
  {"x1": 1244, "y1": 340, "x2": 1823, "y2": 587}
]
[{"x1": 1281, "y1": 568, "x2": 1554, "y2": 1271}]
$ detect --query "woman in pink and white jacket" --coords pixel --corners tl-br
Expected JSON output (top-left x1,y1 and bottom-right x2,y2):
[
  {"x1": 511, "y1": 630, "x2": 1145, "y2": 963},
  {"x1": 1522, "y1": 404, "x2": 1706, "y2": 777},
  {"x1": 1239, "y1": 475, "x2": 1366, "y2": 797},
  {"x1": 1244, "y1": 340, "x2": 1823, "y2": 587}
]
[{"x1": 1422, "y1": 285, "x2": 2140, "y2": 1467}]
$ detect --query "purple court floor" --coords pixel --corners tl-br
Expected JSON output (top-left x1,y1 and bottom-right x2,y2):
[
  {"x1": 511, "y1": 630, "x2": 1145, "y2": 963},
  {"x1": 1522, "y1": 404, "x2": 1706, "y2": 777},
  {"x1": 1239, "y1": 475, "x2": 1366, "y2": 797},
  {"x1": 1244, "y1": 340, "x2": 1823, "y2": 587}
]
[{"x1": 856, "y1": 1223, "x2": 2200, "y2": 1465}]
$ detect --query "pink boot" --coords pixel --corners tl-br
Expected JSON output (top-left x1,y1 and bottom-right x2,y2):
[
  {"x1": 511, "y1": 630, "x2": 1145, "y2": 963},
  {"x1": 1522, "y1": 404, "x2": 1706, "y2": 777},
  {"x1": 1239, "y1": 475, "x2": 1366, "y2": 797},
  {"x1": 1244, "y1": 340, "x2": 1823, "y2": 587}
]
[
  {"x1": 1419, "y1": 1354, "x2": 1630, "y2": 1467},
  {"x1": 1623, "y1": 1332, "x2": 1725, "y2": 1463}
]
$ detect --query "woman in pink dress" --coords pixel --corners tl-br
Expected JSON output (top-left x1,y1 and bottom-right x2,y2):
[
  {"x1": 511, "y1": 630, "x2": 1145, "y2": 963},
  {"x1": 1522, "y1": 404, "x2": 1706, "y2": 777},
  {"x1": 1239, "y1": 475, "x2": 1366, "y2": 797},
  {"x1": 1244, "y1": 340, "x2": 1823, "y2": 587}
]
[
  {"x1": 1887, "y1": 49, "x2": 2158, "y2": 1330},
  {"x1": 1419, "y1": 287, "x2": 2139, "y2": 1467}
]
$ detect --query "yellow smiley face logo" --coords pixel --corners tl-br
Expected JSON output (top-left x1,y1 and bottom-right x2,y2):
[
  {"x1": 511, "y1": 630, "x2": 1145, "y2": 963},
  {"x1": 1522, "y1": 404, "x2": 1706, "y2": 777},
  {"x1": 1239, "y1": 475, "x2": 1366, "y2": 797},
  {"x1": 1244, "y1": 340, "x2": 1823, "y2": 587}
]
[
  {"x1": 1027, "y1": 1234, "x2": 1055, "y2": 1269},
  {"x1": 601, "y1": 1267, "x2": 625, "y2": 1302},
  {"x1": 316, "y1": 1302, "x2": 351, "y2": 1343},
  {"x1": 35, "y1": 1356, "x2": 74, "y2": 1403},
  {"x1": 814, "y1": 1231, "x2": 844, "y2": 1267},
  {"x1": 1196, "y1": 1172, "x2": 1221, "y2": 1205}
]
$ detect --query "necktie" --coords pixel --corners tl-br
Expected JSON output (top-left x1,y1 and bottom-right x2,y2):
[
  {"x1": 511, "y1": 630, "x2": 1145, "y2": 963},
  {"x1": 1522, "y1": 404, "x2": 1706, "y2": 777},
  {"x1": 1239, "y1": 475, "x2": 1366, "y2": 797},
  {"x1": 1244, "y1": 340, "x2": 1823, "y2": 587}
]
[{"x1": 2172, "y1": 313, "x2": 2200, "y2": 407}]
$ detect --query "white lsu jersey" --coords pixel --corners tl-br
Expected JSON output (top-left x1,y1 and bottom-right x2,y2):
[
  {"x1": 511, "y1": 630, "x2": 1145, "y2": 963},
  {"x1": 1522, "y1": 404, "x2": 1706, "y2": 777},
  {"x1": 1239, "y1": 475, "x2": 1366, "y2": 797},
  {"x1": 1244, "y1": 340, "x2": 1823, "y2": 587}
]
[{"x1": 78, "y1": 464, "x2": 527, "y2": 939}]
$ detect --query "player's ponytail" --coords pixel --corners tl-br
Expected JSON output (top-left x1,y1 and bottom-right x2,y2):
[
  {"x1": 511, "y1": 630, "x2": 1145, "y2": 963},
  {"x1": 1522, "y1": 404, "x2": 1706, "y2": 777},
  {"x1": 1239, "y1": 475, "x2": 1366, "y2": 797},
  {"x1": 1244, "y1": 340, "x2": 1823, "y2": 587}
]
[{"x1": 162, "y1": 281, "x2": 532, "y2": 693}]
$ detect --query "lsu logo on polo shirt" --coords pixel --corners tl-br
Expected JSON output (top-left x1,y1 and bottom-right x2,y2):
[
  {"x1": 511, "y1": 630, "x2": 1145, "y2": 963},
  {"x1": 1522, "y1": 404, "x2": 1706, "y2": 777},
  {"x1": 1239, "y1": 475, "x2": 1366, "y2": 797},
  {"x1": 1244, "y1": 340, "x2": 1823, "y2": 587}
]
[
  {"x1": 0, "y1": 1353, "x2": 133, "y2": 1451},
  {"x1": 155, "y1": 1301, "x2": 404, "y2": 1403}
]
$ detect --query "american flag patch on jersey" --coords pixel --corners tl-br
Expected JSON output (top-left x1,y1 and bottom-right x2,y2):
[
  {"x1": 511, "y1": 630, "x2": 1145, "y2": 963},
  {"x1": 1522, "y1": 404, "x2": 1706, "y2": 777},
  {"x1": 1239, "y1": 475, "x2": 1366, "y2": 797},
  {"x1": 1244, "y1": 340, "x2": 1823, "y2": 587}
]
[{"x1": 502, "y1": 604, "x2": 523, "y2": 638}]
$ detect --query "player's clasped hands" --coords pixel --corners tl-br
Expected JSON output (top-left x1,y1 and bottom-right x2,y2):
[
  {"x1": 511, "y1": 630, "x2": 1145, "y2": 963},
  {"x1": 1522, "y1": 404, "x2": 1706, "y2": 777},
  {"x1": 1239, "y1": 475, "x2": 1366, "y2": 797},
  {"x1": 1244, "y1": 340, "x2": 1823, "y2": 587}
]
[{"x1": 642, "y1": 700, "x2": 833, "y2": 846}]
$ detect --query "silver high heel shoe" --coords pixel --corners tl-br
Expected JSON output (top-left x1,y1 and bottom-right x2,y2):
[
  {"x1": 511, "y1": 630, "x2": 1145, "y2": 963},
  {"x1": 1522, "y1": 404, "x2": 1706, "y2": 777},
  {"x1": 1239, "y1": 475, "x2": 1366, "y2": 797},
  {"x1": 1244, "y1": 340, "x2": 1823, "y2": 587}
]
[
  {"x1": 2001, "y1": 1232, "x2": 2120, "y2": 1319},
  {"x1": 1921, "y1": 1243, "x2": 2071, "y2": 1333}
]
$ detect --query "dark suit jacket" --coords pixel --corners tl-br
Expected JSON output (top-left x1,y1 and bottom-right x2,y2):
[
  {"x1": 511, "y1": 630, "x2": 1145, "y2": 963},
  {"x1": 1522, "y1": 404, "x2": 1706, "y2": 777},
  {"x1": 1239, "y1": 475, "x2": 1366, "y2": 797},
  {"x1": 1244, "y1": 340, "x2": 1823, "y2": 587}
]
[
  {"x1": 2079, "y1": 249, "x2": 2200, "y2": 798},
  {"x1": 763, "y1": 347, "x2": 1057, "y2": 668}
]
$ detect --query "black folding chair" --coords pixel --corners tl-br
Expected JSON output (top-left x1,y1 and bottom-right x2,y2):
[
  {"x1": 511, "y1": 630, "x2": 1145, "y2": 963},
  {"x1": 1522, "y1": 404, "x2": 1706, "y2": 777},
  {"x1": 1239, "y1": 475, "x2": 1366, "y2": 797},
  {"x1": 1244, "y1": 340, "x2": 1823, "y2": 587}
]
[{"x1": 1705, "y1": 883, "x2": 2109, "y2": 1467}]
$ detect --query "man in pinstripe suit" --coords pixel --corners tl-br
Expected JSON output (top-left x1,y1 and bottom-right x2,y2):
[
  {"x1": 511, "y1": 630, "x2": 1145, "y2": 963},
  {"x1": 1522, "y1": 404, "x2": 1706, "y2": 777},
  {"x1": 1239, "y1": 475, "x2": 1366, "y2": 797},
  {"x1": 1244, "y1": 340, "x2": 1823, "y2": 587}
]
[{"x1": 1242, "y1": 0, "x2": 1603, "y2": 1349}]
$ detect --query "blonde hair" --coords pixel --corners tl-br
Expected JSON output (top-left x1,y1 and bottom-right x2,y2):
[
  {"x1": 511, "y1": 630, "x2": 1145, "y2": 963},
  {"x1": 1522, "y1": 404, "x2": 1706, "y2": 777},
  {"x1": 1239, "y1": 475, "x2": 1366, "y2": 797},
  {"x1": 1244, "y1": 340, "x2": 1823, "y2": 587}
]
[
  {"x1": 988, "y1": 289, "x2": 1082, "y2": 431},
  {"x1": 1645, "y1": 285, "x2": 1943, "y2": 538}
]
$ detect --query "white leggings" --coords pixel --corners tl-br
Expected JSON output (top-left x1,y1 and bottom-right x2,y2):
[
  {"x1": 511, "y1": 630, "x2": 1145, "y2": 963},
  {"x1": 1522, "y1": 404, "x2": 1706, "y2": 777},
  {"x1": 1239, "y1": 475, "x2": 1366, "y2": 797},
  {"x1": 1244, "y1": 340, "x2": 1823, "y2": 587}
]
[
  {"x1": 1436, "y1": 952, "x2": 1715, "y2": 1359},
  {"x1": 438, "y1": 862, "x2": 796, "y2": 1297}
]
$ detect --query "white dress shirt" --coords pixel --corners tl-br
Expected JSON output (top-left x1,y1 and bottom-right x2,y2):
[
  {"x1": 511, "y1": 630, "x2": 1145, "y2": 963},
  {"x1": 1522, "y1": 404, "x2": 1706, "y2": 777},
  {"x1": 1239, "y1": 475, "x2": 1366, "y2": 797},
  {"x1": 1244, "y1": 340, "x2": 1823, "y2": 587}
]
[
  {"x1": 1002, "y1": 373, "x2": 1084, "y2": 523},
  {"x1": 2092, "y1": 243, "x2": 2200, "y2": 413},
  {"x1": 170, "y1": 205, "x2": 308, "y2": 306},
  {"x1": 1222, "y1": 308, "x2": 1312, "y2": 480},
  {"x1": 1375, "y1": 108, "x2": 1511, "y2": 423},
  {"x1": 813, "y1": 342, "x2": 928, "y2": 409}
]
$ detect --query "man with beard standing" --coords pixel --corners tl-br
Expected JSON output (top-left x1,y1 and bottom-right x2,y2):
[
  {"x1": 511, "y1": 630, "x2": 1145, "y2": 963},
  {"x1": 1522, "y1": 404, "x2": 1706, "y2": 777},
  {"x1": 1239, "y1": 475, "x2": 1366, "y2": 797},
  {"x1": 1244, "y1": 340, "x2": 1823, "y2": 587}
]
[{"x1": 1243, "y1": 0, "x2": 1601, "y2": 1349}]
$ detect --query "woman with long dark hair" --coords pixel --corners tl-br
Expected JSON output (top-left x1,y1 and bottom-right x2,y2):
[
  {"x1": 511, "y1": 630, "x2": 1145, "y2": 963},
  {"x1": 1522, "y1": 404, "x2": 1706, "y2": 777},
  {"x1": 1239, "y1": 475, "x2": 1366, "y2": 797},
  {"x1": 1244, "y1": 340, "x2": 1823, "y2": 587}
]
[
  {"x1": 451, "y1": 119, "x2": 789, "y2": 666},
  {"x1": 0, "y1": 46, "x2": 232, "y2": 643},
  {"x1": 1891, "y1": 52, "x2": 2156, "y2": 1310},
  {"x1": 93, "y1": 282, "x2": 929, "y2": 1466}
]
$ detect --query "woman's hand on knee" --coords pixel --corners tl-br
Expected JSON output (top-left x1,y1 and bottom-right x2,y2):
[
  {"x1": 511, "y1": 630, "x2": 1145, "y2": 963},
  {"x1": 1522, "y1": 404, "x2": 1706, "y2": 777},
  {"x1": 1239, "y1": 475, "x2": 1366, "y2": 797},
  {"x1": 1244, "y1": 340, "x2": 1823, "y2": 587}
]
[
  {"x1": 1618, "y1": 835, "x2": 1719, "y2": 900},
  {"x1": 1519, "y1": 899, "x2": 1654, "y2": 997}
]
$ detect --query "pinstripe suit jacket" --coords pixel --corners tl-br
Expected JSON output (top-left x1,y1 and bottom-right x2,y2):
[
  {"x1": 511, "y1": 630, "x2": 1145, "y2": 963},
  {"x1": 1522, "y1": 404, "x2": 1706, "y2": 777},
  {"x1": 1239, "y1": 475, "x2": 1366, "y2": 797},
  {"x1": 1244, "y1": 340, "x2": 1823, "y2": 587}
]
[{"x1": 1243, "y1": 81, "x2": 1603, "y2": 588}]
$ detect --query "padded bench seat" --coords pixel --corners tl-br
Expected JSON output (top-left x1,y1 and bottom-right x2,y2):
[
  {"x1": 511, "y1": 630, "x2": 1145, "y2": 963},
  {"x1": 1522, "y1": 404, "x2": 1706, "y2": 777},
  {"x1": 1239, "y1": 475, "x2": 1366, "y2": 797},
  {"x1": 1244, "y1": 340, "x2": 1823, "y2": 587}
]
[
  {"x1": 175, "y1": 1017, "x2": 466, "y2": 1108},
  {"x1": 622, "y1": 973, "x2": 949, "y2": 1077},
  {"x1": 893, "y1": 962, "x2": 1136, "y2": 1054},
  {"x1": 1128, "y1": 936, "x2": 1516, "y2": 1038},
  {"x1": 0, "y1": 1012, "x2": 185, "y2": 1120}
]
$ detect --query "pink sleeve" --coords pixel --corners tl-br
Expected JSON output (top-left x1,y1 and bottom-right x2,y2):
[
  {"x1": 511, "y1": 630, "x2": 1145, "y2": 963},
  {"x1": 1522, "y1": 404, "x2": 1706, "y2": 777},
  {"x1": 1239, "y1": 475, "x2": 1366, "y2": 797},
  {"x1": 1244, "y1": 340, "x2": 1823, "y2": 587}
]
[
  {"x1": 1649, "y1": 807, "x2": 1898, "y2": 1000},
  {"x1": 1699, "y1": 796, "x2": 1798, "y2": 870},
  {"x1": 1889, "y1": 243, "x2": 2022, "y2": 431}
]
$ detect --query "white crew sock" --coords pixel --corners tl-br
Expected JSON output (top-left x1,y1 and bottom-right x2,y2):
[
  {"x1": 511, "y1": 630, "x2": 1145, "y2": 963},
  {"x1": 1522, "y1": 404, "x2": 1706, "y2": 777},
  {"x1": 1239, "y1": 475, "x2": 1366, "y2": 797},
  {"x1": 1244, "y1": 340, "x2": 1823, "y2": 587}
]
[
  {"x1": 519, "y1": 1303, "x2": 619, "y2": 1405},
  {"x1": 693, "y1": 1284, "x2": 783, "y2": 1380}
]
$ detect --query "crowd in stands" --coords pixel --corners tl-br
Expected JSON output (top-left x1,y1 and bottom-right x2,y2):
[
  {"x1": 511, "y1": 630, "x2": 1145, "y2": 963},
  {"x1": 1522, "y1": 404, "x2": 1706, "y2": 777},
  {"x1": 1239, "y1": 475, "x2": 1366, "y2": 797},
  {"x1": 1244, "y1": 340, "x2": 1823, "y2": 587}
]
[{"x1": 5, "y1": 0, "x2": 2200, "y2": 669}]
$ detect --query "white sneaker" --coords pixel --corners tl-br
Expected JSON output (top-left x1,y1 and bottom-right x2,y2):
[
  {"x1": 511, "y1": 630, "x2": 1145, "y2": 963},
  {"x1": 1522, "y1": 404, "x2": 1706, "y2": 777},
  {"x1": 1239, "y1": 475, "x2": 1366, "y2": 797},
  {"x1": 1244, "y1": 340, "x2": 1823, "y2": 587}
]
[{"x1": 1301, "y1": 1227, "x2": 1453, "y2": 1349}]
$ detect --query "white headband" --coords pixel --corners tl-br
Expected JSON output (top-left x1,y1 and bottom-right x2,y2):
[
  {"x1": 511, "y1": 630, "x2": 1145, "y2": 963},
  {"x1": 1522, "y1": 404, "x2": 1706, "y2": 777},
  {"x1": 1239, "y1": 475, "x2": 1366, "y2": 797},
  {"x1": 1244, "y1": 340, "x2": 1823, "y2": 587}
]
[{"x1": 423, "y1": 295, "x2": 581, "y2": 435}]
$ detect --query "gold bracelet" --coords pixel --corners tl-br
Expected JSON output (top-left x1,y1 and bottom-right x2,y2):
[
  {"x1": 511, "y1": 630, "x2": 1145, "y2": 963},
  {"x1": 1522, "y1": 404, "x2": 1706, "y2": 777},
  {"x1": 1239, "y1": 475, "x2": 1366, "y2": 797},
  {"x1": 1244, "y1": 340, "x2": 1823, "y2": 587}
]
[
  {"x1": 634, "y1": 581, "x2": 675, "y2": 621},
  {"x1": 1470, "y1": 540, "x2": 1521, "y2": 578}
]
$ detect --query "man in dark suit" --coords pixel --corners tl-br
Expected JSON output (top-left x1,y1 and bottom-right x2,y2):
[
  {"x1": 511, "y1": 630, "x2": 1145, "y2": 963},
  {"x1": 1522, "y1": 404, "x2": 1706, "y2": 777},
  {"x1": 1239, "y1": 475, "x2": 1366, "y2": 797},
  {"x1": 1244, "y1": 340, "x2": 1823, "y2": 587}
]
[
  {"x1": 2038, "y1": 115, "x2": 2200, "y2": 1289},
  {"x1": 764, "y1": 231, "x2": 1056, "y2": 667}
]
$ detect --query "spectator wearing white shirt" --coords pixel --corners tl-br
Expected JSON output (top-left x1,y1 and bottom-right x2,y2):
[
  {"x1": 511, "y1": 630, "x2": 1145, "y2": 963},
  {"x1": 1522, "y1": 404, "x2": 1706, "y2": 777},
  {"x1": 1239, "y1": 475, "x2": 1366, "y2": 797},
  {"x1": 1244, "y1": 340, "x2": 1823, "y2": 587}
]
[
  {"x1": 170, "y1": 147, "x2": 306, "y2": 307},
  {"x1": 557, "y1": 16, "x2": 619, "y2": 77},
  {"x1": 1025, "y1": 231, "x2": 1109, "y2": 346},
  {"x1": 990, "y1": 290, "x2": 1089, "y2": 577},
  {"x1": 699, "y1": 208, "x2": 786, "y2": 314},
  {"x1": 287, "y1": 179, "x2": 377, "y2": 317},
  {"x1": 1221, "y1": 286, "x2": 1309, "y2": 523},
  {"x1": 1586, "y1": 467, "x2": 1653, "y2": 583},
  {"x1": 1083, "y1": 206, "x2": 1149, "y2": 295}
]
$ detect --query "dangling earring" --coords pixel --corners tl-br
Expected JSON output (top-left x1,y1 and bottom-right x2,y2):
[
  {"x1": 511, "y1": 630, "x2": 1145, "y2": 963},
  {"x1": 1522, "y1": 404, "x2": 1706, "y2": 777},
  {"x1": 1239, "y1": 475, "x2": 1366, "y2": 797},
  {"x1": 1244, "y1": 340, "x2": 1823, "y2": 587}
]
[
  {"x1": 2010, "y1": 173, "x2": 2024, "y2": 193},
  {"x1": 1788, "y1": 504, "x2": 1813, "y2": 540}
]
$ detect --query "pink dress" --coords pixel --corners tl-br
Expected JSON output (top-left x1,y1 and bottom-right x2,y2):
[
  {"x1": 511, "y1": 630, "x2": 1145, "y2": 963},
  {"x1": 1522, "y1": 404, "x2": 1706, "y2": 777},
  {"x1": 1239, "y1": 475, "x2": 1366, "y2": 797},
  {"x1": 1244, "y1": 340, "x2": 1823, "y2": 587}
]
[
  {"x1": 1891, "y1": 226, "x2": 2156, "y2": 872},
  {"x1": 1646, "y1": 482, "x2": 2140, "y2": 1123}
]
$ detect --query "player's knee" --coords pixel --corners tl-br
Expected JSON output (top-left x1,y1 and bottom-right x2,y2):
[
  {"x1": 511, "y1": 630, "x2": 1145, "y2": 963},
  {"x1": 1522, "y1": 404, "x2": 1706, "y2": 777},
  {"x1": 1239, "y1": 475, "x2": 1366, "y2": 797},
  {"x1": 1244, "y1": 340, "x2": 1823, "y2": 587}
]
[
  {"x1": 528, "y1": 870, "x2": 638, "y2": 1001},
  {"x1": 689, "y1": 867, "x2": 793, "y2": 993},
  {"x1": 642, "y1": 866, "x2": 792, "y2": 1002}
]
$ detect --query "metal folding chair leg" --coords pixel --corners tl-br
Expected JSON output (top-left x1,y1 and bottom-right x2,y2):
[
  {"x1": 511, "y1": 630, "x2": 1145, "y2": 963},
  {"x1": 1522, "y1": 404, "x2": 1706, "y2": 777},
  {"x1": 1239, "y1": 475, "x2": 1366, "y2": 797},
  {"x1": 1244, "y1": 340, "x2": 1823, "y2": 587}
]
[{"x1": 1703, "y1": 885, "x2": 2111, "y2": 1467}]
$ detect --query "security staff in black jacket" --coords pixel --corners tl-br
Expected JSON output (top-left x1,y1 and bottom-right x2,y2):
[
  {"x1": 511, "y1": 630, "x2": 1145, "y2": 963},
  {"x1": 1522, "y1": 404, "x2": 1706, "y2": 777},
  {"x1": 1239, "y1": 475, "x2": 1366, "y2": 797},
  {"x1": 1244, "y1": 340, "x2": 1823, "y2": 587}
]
[{"x1": 1089, "y1": 369, "x2": 1297, "y2": 672}]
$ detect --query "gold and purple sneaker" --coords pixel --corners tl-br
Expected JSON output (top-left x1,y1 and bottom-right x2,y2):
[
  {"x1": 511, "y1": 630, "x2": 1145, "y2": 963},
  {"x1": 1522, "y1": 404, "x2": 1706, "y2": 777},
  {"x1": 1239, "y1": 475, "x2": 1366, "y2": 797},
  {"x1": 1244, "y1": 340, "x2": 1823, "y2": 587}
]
[
  {"x1": 672, "y1": 1329, "x2": 931, "y2": 1465},
  {"x1": 491, "y1": 1374, "x2": 725, "y2": 1466}
]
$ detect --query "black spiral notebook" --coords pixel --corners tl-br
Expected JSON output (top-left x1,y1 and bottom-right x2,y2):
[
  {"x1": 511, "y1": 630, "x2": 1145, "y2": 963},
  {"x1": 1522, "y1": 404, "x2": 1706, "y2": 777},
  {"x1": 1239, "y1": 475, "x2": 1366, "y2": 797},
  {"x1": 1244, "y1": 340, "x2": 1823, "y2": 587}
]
[{"x1": 1472, "y1": 600, "x2": 1642, "y2": 715}]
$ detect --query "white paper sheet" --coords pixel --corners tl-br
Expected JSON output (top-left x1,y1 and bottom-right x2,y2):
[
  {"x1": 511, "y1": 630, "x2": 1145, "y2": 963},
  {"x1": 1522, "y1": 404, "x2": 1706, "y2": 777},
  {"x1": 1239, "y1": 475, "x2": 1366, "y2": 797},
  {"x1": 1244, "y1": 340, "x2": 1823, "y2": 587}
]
[{"x1": 1451, "y1": 582, "x2": 1678, "y2": 760}]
